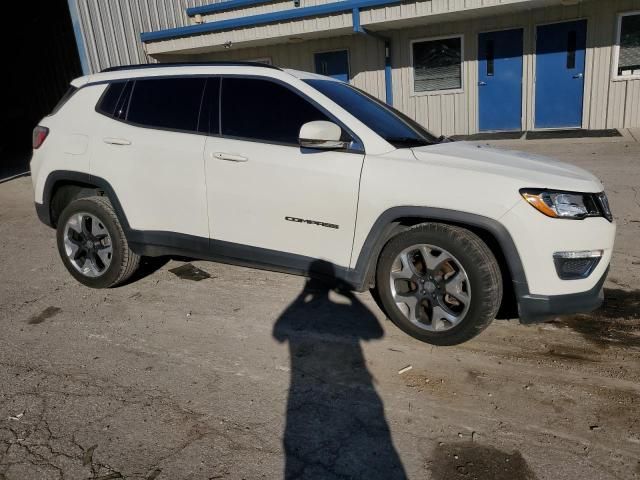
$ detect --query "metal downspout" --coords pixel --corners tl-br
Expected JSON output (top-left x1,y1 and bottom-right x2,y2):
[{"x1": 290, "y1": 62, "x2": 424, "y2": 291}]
[{"x1": 352, "y1": 8, "x2": 393, "y2": 106}]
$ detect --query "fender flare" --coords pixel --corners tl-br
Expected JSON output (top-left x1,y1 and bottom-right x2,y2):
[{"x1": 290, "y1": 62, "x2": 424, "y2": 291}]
[
  {"x1": 38, "y1": 170, "x2": 133, "y2": 233},
  {"x1": 346, "y1": 206, "x2": 529, "y2": 299}
]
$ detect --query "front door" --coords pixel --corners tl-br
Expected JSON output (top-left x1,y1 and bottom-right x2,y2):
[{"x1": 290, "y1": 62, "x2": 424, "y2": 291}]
[
  {"x1": 478, "y1": 28, "x2": 524, "y2": 131},
  {"x1": 314, "y1": 50, "x2": 350, "y2": 81},
  {"x1": 535, "y1": 20, "x2": 587, "y2": 128},
  {"x1": 204, "y1": 76, "x2": 364, "y2": 269}
]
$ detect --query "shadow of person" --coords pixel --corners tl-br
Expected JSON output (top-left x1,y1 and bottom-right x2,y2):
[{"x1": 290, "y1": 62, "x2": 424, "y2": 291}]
[{"x1": 273, "y1": 260, "x2": 407, "y2": 479}]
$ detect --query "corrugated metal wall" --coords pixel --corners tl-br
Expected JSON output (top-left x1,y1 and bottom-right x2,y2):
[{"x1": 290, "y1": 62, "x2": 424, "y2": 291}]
[
  {"x1": 181, "y1": 0, "x2": 640, "y2": 135},
  {"x1": 191, "y1": 34, "x2": 387, "y2": 100},
  {"x1": 73, "y1": 0, "x2": 220, "y2": 72},
  {"x1": 201, "y1": 0, "x2": 338, "y2": 22},
  {"x1": 378, "y1": 0, "x2": 640, "y2": 134},
  {"x1": 75, "y1": 0, "x2": 640, "y2": 133}
]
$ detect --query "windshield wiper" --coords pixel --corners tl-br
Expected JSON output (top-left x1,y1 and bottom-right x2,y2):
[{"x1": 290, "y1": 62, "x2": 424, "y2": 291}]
[{"x1": 386, "y1": 137, "x2": 432, "y2": 147}]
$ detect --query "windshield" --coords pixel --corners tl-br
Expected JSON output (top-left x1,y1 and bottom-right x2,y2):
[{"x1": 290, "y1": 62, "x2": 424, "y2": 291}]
[{"x1": 305, "y1": 79, "x2": 440, "y2": 148}]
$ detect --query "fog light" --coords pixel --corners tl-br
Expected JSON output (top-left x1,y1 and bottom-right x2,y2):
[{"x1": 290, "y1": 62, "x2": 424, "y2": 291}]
[{"x1": 553, "y1": 250, "x2": 603, "y2": 280}]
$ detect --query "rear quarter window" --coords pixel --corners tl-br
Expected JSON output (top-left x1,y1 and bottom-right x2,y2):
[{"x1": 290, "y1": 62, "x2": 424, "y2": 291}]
[{"x1": 96, "y1": 81, "x2": 130, "y2": 119}]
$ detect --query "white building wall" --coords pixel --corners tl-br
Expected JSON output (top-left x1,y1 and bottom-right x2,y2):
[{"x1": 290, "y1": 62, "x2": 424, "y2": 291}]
[
  {"x1": 184, "y1": 33, "x2": 387, "y2": 101},
  {"x1": 74, "y1": 0, "x2": 640, "y2": 133},
  {"x1": 174, "y1": 0, "x2": 640, "y2": 135}
]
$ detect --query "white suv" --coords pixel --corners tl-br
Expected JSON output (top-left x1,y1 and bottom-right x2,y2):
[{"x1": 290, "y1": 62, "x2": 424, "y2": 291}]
[{"x1": 31, "y1": 62, "x2": 616, "y2": 345}]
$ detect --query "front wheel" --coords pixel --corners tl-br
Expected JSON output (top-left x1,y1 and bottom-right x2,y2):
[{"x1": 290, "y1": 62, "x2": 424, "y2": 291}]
[
  {"x1": 375, "y1": 223, "x2": 502, "y2": 345},
  {"x1": 56, "y1": 196, "x2": 140, "y2": 288}
]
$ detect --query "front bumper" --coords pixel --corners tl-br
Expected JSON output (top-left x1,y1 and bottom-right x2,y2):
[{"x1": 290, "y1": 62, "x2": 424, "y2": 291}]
[{"x1": 517, "y1": 266, "x2": 608, "y2": 323}]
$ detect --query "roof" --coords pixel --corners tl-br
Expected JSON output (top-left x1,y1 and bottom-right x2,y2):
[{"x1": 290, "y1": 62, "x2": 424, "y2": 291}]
[
  {"x1": 70, "y1": 62, "x2": 337, "y2": 86},
  {"x1": 101, "y1": 61, "x2": 281, "y2": 73}
]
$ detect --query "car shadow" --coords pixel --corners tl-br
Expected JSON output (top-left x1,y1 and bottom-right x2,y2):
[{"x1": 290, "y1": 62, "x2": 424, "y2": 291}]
[
  {"x1": 117, "y1": 256, "x2": 171, "y2": 286},
  {"x1": 272, "y1": 260, "x2": 407, "y2": 479},
  {"x1": 553, "y1": 288, "x2": 640, "y2": 349}
]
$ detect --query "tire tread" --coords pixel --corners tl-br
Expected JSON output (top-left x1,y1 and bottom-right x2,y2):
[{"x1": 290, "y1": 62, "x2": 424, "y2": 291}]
[{"x1": 375, "y1": 222, "x2": 502, "y2": 345}]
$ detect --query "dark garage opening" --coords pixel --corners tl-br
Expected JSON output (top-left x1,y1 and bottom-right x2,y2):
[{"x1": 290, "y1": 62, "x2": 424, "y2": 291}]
[{"x1": 1, "y1": 0, "x2": 82, "y2": 181}]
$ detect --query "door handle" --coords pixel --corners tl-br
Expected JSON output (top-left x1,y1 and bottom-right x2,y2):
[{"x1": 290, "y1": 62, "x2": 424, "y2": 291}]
[
  {"x1": 103, "y1": 137, "x2": 131, "y2": 146},
  {"x1": 478, "y1": 81, "x2": 487, "y2": 86},
  {"x1": 212, "y1": 152, "x2": 248, "y2": 162},
  {"x1": 573, "y1": 73, "x2": 584, "y2": 79}
]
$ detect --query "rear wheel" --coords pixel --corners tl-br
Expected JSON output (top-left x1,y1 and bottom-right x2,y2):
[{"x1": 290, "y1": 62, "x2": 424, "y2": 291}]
[
  {"x1": 56, "y1": 196, "x2": 139, "y2": 288},
  {"x1": 375, "y1": 223, "x2": 502, "y2": 345}
]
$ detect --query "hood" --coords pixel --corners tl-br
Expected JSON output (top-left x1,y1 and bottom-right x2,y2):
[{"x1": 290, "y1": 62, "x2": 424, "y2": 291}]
[{"x1": 411, "y1": 142, "x2": 603, "y2": 192}]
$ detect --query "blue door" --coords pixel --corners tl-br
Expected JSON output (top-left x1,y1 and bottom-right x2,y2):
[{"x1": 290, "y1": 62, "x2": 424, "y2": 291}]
[
  {"x1": 314, "y1": 50, "x2": 349, "y2": 82},
  {"x1": 478, "y1": 29, "x2": 524, "y2": 131},
  {"x1": 535, "y1": 20, "x2": 587, "y2": 128}
]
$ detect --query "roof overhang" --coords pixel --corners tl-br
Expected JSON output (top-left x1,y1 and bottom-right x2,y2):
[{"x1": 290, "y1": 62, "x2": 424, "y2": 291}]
[{"x1": 141, "y1": 0, "x2": 574, "y2": 56}]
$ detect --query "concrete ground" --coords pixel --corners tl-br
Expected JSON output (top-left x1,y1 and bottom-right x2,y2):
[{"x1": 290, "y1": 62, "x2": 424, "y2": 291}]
[{"x1": 1, "y1": 139, "x2": 639, "y2": 480}]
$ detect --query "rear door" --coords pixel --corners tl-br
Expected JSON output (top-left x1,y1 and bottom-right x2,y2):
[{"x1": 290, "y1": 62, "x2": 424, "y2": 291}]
[
  {"x1": 478, "y1": 29, "x2": 524, "y2": 131},
  {"x1": 91, "y1": 77, "x2": 209, "y2": 240},
  {"x1": 314, "y1": 50, "x2": 350, "y2": 81},
  {"x1": 535, "y1": 20, "x2": 587, "y2": 128},
  {"x1": 203, "y1": 76, "x2": 364, "y2": 268}
]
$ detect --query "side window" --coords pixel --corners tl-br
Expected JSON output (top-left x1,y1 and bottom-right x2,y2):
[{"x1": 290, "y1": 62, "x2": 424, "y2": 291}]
[
  {"x1": 221, "y1": 77, "x2": 331, "y2": 145},
  {"x1": 127, "y1": 77, "x2": 206, "y2": 132},
  {"x1": 411, "y1": 36, "x2": 463, "y2": 93},
  {"x1": 96, "y1": 81, "x2": 128, "y2": 118},
  {"x1": 616, "y1": 12, "x2": 640, "y2": 77}
]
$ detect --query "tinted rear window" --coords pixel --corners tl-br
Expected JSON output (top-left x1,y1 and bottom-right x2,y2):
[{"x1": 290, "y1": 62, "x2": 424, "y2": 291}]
[
  {"x1": 127, "y1": 78, "x2": 206, "y2": 132},
  {"x1": 96, "y1": 82, "x2": 127, "y2": 117},
  {"x1": 221, "y1": 77, "x2": 330, "y2": 145}
]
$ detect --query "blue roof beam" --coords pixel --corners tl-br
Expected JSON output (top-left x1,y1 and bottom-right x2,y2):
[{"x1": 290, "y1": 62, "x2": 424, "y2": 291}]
[{"x1": 141, "y1": 0, "x2": 403, "y2": 43}]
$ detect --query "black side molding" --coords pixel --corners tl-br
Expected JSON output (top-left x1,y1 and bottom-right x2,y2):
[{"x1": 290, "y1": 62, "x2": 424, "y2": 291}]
[{"x1": 45, "y1": 172, "x2": 586, "y2": 324}]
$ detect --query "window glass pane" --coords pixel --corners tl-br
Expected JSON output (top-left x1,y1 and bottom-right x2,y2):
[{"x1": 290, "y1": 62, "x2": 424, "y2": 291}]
[
  {"x1": 619, "y1": 14, "x2": 640, "y2": 76},
  {"x1": 567, "y1": 30, "x2": 577, "y2": 69},
  {"x1": 486, "y1": 39, "x2": 495, "y2": 76},
  {"x1": 221, "y1": 78, "x2": 330, "y2": 144},
  {"x1": 412, "y1": 37, "x2": 462, "y2": 92},
  {"x1": 114, "y1": 81, "x2": 133, "y2": 120},
  {"x1": 127, "y1": 78, "x2": 206, "y2": 132},
  {"x1": 306, "y1": 79, "x2": 438, "y2": 148},
  {"x1": 97, "y1": 82, "x2": 126, "y2": 117}
]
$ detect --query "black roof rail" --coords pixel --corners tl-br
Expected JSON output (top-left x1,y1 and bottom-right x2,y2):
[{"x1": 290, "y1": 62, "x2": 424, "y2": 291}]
[{"x1": 101, "y1": 61, "x2": 281, "y2": 73}]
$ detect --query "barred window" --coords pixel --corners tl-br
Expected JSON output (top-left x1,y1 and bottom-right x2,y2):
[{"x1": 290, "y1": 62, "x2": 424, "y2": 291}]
[
  {"x1": 617, "y1": 13, "x2": 640, "y2": 77},
  {"x1": 412, "y1": 36, "x2": 463, "y2": 93}
]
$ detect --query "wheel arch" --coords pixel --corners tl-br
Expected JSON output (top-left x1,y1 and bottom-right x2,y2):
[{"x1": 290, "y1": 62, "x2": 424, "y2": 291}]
[
  {"x1": 350, "y1": 207, "x2": 529, "y2": 319},
  {"x1": 39, "y1": 171, "x2": 132, "y2": 233}
]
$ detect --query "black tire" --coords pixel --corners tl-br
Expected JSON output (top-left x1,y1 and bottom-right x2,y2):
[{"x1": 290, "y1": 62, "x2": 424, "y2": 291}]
[
  {"x1": 375, "y1": 223, "x2": 502, "y2": 346},
  {"x1": 56, "y1": 196, "x2": 140, "y2": 288}
]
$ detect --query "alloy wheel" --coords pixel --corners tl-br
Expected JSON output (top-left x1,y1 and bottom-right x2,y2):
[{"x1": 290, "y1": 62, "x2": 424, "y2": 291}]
[
  {"x1": 389, "y1": 244, "x2": 471, "y2": 332},
  {"x1": 63, "y1": 212, "x2": 113, "y2": 278}
]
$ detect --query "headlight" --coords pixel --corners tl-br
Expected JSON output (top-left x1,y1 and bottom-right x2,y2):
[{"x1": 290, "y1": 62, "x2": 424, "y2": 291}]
[{"x1": 520, "y1": 189, "x2": 613, "y2": 221}]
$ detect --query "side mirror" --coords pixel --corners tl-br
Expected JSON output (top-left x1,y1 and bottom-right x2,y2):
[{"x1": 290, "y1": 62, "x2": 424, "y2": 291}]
[{"x1": 299, "y1": 121, "x2": 349, "y2": 150}]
